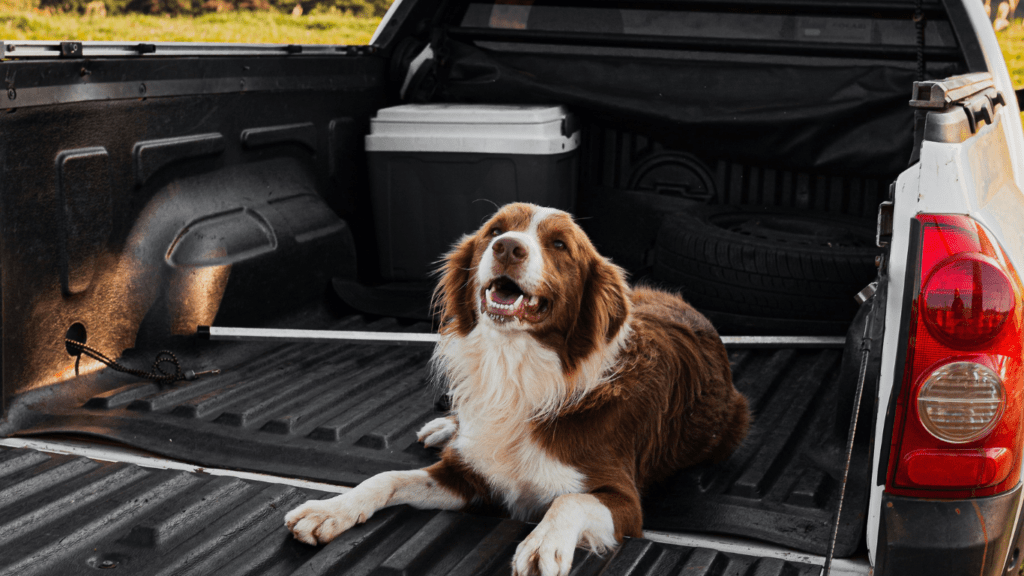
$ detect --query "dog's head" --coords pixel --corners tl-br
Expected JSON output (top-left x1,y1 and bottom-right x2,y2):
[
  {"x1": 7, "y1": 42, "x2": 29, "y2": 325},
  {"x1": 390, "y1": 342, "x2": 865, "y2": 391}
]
[{"x1": 435, "y1": 203, "x2": 630, "y2": 374}]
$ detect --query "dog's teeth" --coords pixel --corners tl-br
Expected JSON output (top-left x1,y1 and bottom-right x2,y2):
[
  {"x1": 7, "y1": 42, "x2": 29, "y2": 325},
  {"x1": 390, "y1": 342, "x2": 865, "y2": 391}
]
[
  {"x1": 486, "y1": 288, "x2": 493, "y2": 303},
  {"x1": 529, "y1": 295, "x2": 538, "y2": 307},
  {"x1": 514, "y1": 295, "x2": 523, "y2": 309}
]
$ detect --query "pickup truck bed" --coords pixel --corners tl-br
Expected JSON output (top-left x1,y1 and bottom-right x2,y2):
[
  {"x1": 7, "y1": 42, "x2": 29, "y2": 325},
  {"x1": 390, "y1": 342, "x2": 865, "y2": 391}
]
[
  {"x1": 0, "y1": 444, "x2": 825, "y2": 576},
  {"x1": 0, "y1": 1, "x2": 913, "y2": 568},
  {"x1": 2, "y1": 309, "x2": 870, "y2": 557}
]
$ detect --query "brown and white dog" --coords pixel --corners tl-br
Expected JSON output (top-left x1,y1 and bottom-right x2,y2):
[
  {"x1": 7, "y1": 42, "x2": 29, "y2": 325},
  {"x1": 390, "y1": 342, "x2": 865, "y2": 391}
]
[{"x1": 285, "y1": 203, "x2": 750, "y2": 576}]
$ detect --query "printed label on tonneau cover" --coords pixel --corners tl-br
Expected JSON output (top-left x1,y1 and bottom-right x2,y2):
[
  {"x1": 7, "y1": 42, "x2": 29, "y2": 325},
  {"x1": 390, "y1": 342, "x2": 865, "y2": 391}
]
[{"x1": 796, "y1": 17, "x2": 873, "y2": 43}]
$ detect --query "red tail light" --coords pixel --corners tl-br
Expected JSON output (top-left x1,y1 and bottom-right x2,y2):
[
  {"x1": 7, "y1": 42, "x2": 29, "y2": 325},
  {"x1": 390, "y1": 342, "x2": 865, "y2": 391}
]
[{"x1": 886, "y1": 214, "x2": 1024, "y2": 498}]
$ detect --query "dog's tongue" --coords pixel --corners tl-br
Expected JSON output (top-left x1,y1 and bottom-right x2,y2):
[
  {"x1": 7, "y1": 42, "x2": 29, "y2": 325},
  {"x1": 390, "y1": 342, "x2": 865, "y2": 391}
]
[
  {"x1": 491, "y1": 289, "x2": 519, "y2": 305},
  {"x1": 484, "y1": 286, "x2": 527, "y2": 318}
]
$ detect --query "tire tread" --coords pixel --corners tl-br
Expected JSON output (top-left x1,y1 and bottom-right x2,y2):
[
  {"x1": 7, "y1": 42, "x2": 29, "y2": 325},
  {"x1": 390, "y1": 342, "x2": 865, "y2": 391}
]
[{"x1": 654, "y1": 207, "x2": 878, "y2": 321}]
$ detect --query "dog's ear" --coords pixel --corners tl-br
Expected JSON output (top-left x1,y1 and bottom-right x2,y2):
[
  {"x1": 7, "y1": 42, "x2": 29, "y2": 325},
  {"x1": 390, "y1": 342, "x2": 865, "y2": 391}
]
[
  {"x1": 587, "y1": 256, "x2": 630, "y2": 342},
  {"x1": 563, "y1": 256, "x2": 630, "y2": 373},
  {"x1": 433, "y1": 234, "x2": 478, "y2": 337}
]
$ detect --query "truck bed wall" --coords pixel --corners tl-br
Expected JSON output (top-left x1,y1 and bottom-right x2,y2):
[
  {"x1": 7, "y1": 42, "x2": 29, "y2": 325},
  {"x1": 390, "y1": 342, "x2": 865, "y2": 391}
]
[{"x1": 0, "y1": 55, "x2": 389, "y2": 409}]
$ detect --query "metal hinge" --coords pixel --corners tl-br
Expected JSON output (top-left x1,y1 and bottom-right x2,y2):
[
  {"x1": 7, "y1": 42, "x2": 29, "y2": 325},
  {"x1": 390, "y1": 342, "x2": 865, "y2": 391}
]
[
  {"x1": 59, "y1": 41, "x2": 82, "y2": 58},
  {"x1": 876, "y1": 200, "x2": 893, "y2": 248}
]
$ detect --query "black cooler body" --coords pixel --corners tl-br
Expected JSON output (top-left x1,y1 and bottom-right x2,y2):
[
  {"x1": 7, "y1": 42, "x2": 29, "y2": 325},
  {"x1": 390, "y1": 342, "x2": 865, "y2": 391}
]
[{"x1": 366, "y1": 104, "x2": 580, "y2": 280}]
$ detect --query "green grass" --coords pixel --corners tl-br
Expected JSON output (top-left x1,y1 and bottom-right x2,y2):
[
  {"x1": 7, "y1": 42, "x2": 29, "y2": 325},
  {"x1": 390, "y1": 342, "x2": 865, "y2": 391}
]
[
  {"x1": 995, "y1": 22, "x2": 1024, "y2": 123},
  {"x1": 0, "y1": 9, "x2": 380, "y2": 44},
  {"x1": 997, "y1": 21, "x2": 1024, "y2": 89}
]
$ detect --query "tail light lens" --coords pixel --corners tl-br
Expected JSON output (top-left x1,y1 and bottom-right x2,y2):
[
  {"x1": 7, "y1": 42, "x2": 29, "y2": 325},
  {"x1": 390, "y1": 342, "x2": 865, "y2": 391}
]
[
  {"x1": 886, "y1": 215, "x2": 1024, "y2": 498},
  {"x1": 921, "y1": 258, "x2": 1015, "y2": 347}
]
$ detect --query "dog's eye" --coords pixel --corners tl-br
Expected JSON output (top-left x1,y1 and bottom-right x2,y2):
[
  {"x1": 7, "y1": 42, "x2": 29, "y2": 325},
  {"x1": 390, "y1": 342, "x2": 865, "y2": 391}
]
[
  {"x1": 491, "y1": 228, "x2": 502, "y2": 237},
  {"x1": 553, "y1": 240, "x2": 566, "y2": 250}
]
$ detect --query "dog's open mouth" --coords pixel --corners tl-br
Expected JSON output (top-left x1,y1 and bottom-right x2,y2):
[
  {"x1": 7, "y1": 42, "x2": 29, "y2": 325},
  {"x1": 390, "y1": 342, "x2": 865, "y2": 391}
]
[{"x1": 481, "y1": 277, "x2": 549, "y2": 324}]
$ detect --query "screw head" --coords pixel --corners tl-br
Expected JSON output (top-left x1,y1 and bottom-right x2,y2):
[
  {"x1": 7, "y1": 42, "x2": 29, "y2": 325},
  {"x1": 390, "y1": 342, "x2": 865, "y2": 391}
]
[
  {"x1": 138, "y1": 83, "x2": 146, "y2": 94},
  {"x1": 99, "y1": 559, "x2": 117, "y2": 569},
  {"x1": 6, "y1": 88, "x2": 14, "y2": 100}
]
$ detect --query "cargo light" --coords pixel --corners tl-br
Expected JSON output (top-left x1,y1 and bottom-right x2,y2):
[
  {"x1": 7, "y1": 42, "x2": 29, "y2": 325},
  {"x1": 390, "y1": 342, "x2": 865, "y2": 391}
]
[{"x1": 886, "y1": 215, "x2": 1024, "y2": 498}]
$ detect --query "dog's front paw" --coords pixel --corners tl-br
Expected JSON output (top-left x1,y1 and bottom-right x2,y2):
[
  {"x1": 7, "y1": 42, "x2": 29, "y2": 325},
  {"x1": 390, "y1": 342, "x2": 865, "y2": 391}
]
[
  {"x1": 512, "y1": 522, "x2": 578, "y2": 576},
  {"x1": 417, "y1": 416, "x2": 457, "y2": 448},
  {"x1": 284, "y1": 496, "x2": 365, "y2": 545}
]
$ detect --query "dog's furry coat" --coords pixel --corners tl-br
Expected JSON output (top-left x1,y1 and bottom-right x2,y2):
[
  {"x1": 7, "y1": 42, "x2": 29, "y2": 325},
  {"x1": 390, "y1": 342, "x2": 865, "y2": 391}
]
[{"x1": 286, "y1": 203, "x2": 750, "y2": 576}]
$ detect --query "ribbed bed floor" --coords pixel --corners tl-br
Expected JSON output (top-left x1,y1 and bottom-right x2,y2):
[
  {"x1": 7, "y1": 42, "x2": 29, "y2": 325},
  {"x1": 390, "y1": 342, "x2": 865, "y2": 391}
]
[
  {"x1": 0, "y1": 445, "x2": 824, "y2": 576},
  {"x1": 8, "y1": 314, "x2": 869, "y2": 557}
]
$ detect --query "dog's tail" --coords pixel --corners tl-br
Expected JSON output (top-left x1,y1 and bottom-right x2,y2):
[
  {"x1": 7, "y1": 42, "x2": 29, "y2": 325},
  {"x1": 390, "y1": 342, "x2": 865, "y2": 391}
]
[{"x1": 709, "y1": 391, "x2": 751, "y2": 463}]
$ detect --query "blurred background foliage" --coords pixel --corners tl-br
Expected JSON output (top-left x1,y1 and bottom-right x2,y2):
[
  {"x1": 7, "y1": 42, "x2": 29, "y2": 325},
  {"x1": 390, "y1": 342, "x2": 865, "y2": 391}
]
[
  {"x1": 2, "y1": 0, "x2": 391, "y2": 16},
  {"x1": 0, "y1": 0, "x2": 388, "y2": 43}
]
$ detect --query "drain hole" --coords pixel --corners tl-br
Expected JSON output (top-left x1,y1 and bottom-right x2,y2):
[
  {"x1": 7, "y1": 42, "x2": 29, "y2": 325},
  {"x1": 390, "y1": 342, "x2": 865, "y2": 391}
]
[{"x1": 65, "y1": 322, "x2": 87, "y2": 356}]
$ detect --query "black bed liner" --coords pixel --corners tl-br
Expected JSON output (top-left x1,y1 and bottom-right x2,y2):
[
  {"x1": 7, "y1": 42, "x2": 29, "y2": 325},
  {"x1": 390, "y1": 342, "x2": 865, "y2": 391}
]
[
  {"x1": 0, "y1": 445, "x2": 823, "y2": 576},
  {"x1": 5, "y1": 313, "x2": 868, "y2": 557}
]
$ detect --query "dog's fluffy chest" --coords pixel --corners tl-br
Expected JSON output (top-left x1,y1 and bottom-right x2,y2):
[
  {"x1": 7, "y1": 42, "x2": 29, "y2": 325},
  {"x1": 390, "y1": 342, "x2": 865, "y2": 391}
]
[
  {"x1": 453, "y1": 411, "x2": 583, "y2": 517},
  {"x1": 438, "y1": 326, "x2": 586, "y2": 517}
]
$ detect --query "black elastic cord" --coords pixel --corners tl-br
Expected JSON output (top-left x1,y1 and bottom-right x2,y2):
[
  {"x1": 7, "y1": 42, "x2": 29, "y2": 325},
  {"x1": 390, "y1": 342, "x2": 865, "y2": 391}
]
[
  {"x1": 821, "y1": 344, "x2": 872, "y2": 575},
  {"x1": 914, "y1": 0, "x2": 926, "y2": 82},
  {"x1": 65, "y1": 339, "x2": 218, "y2": 384},
  {"x1": 907, "y1": 0, "x2": 928, "y2": 167}
]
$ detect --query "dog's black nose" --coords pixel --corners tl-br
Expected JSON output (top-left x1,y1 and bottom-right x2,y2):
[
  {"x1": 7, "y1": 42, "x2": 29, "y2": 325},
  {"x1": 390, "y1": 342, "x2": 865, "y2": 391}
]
[{"x1": 493, "y1": 237, "x2": 528, "y2": 265}]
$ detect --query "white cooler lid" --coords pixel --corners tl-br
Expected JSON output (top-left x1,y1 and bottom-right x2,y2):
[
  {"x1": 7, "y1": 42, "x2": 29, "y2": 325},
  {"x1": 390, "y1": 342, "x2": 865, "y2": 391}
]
[{"x1": 365, "y1": 104, "x2": 580, "y2": 155}]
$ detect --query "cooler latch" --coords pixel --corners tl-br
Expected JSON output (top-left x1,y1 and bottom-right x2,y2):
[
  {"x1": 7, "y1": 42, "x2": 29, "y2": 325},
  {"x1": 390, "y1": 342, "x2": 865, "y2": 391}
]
[{"x1": 560, "y1": 115, "x2": 579, "y2": 138}]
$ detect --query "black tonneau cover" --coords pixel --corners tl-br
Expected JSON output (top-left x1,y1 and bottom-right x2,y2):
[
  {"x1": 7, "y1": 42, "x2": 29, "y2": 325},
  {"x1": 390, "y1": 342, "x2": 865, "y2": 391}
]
[{"x1": 402, "y1": 0, "x2": 965, "y2": 175}]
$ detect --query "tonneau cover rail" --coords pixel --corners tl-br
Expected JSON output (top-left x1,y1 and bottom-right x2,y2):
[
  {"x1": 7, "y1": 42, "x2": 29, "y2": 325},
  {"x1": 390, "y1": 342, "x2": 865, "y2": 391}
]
[{"x1": 0, "y1": 40, "x2": 375, "y2": 59}]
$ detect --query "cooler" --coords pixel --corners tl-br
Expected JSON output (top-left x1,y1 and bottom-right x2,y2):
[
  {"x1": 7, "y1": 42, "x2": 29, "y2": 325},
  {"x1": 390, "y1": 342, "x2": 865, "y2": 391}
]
[{"x1": 366, "y1": 104, "x2": 580, "y2": 280}]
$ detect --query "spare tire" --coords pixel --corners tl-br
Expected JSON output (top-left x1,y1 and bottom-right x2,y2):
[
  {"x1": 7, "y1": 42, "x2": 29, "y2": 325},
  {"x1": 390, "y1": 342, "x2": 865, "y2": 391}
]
[{"x1": 654, "y1": 206, "x2": 879, "y2": 322}]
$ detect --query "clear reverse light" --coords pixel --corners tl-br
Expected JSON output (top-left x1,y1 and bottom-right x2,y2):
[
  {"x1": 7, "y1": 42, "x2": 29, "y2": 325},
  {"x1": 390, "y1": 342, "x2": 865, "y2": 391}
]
[{"x1": 917, "y1": 362, "x2": 1005, "y2": 444}]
